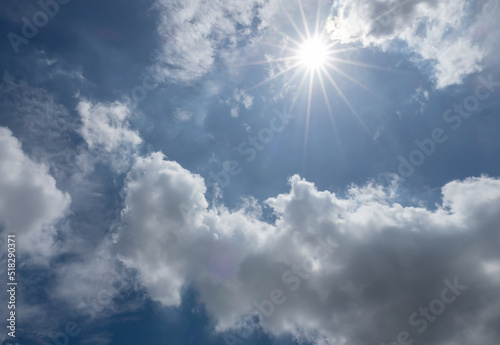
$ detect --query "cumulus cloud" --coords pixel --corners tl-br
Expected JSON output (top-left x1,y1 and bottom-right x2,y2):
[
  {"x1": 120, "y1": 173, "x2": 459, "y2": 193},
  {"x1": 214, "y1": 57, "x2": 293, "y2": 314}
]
[
  {"x1": 0, "y1": 127, "x2": 70, "y2": 260},
  {"x1": 326, "y1": 0, "x2": 499, "y2": 88},
  {"x1": 153, "y1": 0, "x2": 280, "y2": 83},
  {"x1": 117, "y1": 152, "x2": 211, "y2": 305},
  {"x1": 116, "y1": 152, "x2": 500, "y2": 344}
]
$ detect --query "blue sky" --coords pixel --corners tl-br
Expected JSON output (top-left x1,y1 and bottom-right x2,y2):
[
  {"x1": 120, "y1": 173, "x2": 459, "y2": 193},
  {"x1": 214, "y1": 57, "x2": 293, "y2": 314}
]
[{"x1": 1, "y1": 0, "x2": 500, "y2": 344}]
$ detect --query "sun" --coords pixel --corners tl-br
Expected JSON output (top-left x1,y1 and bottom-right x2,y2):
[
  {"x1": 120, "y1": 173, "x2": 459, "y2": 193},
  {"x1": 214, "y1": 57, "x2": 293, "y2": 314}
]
[
  {"x1": 297, "y1": 36, "x2": 329, "y2": 70},
  {"x1": 241, "y1": 1, "x2": 384, "y2": 172}
]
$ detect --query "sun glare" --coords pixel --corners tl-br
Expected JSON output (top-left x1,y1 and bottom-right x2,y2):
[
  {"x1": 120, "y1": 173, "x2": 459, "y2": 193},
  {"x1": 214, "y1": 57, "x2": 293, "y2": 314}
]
[
  {"x1": 297, "y1": 36, "x2": 329, "y2": 70},
  {"x1": 242, "y1": 1, "x2": 385, "y2": 172}
]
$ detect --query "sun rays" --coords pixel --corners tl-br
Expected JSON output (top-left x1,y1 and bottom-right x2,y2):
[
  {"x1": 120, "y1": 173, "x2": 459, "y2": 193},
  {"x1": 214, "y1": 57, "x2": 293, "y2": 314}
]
[{"x1": 237, "y1": 0, "x2": 401, "y2": 171}]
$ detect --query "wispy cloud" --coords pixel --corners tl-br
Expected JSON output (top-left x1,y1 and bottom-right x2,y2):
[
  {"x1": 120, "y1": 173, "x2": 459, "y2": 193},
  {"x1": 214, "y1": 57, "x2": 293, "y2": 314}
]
[{"x1": 153, "y1": 0, "x2": 280, "y2": 83}]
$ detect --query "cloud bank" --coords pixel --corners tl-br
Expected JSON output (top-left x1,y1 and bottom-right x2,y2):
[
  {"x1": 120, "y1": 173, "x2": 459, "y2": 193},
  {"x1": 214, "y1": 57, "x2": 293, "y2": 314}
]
[{"x1": 116, "y1": 151, "x2": 500, "y2": 344}]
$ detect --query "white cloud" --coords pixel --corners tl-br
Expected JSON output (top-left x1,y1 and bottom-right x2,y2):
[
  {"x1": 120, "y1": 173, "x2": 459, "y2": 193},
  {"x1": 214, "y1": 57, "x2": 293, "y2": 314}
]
[
  {"x1": 116, "y1": 152, "x2": 500, "y2": 344},
  {"x1": 326, "y1": 0, "x2": 499, "y2": 88},
  {"x1": 153, "y1": 0, "x2": 281, "y2": 83},
  {"x1": 117, "y1": 152, "x2": 212, "y2": 305},
  {"x1": 77, "y1": 99, "x2": 142, "y2": 172},
  {"x1": 233, "y1": 89, "x2": 254, "y2": 109},
  {"x1": 0, "y1": 127, "x2": 70, "y2": 260},
  {"x1": 174, "y1": 108, "x2": 193, "y2": 122},
  {"x1": 230, "y1": 106, "x2": 239, "y2": 118},
  {"x1": 77, "y1": 99, "x2": 141, "y2": 152},
  {"x1": 227, "y1": 89, "x2": 254, "y2": 118}
]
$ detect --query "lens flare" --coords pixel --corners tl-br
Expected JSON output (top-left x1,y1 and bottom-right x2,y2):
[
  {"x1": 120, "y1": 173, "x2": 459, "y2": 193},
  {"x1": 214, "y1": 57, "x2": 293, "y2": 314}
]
[{"x1": 297, "y1": 36, "x2": 328, "y2": 70}]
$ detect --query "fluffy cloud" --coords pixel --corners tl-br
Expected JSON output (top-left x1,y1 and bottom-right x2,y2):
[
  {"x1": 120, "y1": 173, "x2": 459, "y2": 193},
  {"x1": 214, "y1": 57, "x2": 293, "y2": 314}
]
[
  {"x1": 0, "y1": 127, "x2": 70, "y2": 260},
  {"x1": 77, "y1": 99, "x2": 142, "y2": 152},
  {"x1": 153, "y1": 0, "x2": 280, "y2": 83},
  {"x1": 116, "y1": 152, "x2": 500, "y2": 344},
  {"x1": 77, "y1": 99, "x2": 142, "y2": 172},
  {"x1": 326, "y1": 0, "x2": 499, "y2": 88}
]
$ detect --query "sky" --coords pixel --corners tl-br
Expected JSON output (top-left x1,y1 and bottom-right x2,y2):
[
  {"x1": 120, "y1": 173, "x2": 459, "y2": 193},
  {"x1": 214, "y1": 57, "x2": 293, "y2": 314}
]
[{"x1": 0, "y1": 0, "x2": 500, "y2": 344}]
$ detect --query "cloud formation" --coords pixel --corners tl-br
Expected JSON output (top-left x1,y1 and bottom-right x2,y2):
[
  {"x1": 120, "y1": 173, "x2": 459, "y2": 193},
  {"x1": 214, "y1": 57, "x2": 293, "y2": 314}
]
[
  {"x1": 153, "y1": 0, "x2": 280, "y2": 83},
  {"x1": 77, "y1": 99, "x2": 142, "y2": 172},
  {"x1": 0, "y1": 127, "x2": 70, "y2": 260},
  {"x1": 326, "y1": 0, "x2": 498, "y2": 88},
  {"x1": 116, "y1": 152, "x2": 500, "y2": 344},
  {"x1": 0, "y1": 74, "x2": 80, "y2": 181},
  {"x1": 77, "y1": 99, "x2": 142, "y2": 152}
]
